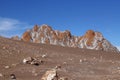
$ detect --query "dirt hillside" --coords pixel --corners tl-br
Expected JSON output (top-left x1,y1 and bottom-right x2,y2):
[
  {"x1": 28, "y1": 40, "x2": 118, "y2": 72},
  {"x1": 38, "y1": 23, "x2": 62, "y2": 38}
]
[{"x1": 0, "y1": 36, "x2": 120, "y2": 80}]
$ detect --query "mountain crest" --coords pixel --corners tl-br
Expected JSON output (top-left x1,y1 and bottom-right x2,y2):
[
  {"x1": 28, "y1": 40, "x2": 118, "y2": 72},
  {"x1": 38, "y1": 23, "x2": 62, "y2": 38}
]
[{"x1": 21, "y1": 24, "x2": 119, "y2": 53}]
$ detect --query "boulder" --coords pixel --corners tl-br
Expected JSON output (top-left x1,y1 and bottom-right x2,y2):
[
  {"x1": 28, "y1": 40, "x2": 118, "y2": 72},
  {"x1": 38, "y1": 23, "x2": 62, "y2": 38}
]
[
  {"x1": 23, "y1": 57, "x2": 43, "y2": 66},
  {"x1": 41, "y1": 69, "x2": 57, "y2": 80}
]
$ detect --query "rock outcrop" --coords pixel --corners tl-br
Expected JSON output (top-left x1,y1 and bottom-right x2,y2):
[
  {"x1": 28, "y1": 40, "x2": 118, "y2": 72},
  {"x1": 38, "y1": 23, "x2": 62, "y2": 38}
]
[
  {"x1": 21, "y1": 24, "x2": 119, "y2": 53},
  {"x1": 11, "y1": 36, "x2": 20, "y2": 40},
  {"x1": 41, "y1": 69, "x2": 57, "y2": 80},
  {"x1": 41, "y1": 69, "x2": 68, "y2": 80}
]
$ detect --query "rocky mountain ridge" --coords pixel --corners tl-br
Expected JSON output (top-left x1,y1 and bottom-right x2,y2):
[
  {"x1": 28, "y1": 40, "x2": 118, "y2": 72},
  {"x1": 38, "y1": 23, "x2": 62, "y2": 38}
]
[{"x1": 21, "y1": 24, "x2": 119, "y2": 53}]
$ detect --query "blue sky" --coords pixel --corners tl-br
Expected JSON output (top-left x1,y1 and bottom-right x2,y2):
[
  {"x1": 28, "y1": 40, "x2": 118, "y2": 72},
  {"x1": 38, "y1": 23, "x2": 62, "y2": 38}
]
[{"x1": 0, "y1": 0, "x2": 120, "y2": 50}]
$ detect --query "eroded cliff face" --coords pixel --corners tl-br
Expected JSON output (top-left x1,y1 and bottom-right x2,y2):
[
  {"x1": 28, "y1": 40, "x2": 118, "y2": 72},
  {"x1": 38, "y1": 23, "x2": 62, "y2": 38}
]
[{"x1": 21, "y1": 24, "x2": 119, "y2": 53}]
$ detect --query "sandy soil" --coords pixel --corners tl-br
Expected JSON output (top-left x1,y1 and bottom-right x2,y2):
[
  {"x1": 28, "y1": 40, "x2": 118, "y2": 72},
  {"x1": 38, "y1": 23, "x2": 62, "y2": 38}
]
[{"x1": 0, "y1": 37, "x2": 120, "y2": 80}]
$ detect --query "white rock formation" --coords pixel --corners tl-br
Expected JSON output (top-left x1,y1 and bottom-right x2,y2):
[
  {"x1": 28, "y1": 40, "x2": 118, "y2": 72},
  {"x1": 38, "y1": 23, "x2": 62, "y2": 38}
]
[{"x1": 21, "y1": 24, "x2": 119, "y2": 53}]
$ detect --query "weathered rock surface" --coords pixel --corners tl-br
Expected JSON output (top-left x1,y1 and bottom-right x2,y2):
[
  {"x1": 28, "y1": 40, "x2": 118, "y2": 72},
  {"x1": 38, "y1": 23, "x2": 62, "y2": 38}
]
[
  {"x1": 41, "y1": 69, "x2": 57, "y2": 80},
  {"x1": 23, "y1": 57, "x2": 43, "y2": 66},
  {"x1": 23, "y1": 57, "x2": 34, "y2": 64},
  {"x1": 21, "y1": 24, "x2": 119, "y2": 52},
  {"x1": 41, "y1": 69, "x2": 68, "y2": 80},
  {"x1": 11, "y1": 36, "x2": 20, "y2": 40},
  {"x1": 10, "y1": 74, "x2": 16, "y2": 80}
]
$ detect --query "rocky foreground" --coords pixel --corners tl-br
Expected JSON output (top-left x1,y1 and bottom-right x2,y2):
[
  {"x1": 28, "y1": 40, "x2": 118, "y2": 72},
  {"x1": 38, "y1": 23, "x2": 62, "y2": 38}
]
[{"x1": 0, "y1": 36, "x2": 120, "y2": 80}]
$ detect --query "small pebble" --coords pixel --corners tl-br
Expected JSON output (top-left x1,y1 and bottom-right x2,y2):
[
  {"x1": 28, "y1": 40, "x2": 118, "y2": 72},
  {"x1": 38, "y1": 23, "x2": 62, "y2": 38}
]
[
  {"x1": 10, "y1": 74, "x2": 16, "y2": 79},
  {"x1": 2, "y1": 46, "x2": 6, "y2": 49},
  {"x1": 0, "y1": 73, "x2": 3, "y2": 77},
  {"x1": 55, "y1": 65, "x2": 61, "y2": 69},
  {"x1": 42, "y1": 54, "x2": 47, "y2": 58},
  {"x1": 12, "y1": 63, "x2": 18, "y2": 67},
  {"x1": 33, "y1": 73, "x2": 38, "y2": 76},
  {"x1": 5, "y1": 66, "x2": 10, "y2": 69},
  {"x1": 79, "y1": 59, "x2": 82, "y2": 63},
  {"x1": 63, "y1": 62, "x2": 67, "y2": 64},
  {"x1": 59, "y1": 77, "x2": 68, "y2": 80}
]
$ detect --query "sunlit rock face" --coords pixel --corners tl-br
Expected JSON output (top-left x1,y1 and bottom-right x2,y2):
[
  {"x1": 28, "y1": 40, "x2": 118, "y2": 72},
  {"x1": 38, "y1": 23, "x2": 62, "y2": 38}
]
[{"x1": 21, "y1": 24, "x2": 119, "y2": 53}]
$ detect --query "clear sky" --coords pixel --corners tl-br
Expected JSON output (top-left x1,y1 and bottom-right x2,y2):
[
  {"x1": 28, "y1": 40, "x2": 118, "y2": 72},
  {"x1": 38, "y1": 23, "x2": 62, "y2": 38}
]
[{"x1": 0, "y1": 0, "x2": 120, "y2": 50}]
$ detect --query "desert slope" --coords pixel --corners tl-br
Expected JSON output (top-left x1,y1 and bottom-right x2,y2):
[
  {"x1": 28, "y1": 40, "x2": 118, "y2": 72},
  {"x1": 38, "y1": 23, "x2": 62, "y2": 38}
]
[{"x1": 0, "y1": 36, "x2": 120, "y2": 80}]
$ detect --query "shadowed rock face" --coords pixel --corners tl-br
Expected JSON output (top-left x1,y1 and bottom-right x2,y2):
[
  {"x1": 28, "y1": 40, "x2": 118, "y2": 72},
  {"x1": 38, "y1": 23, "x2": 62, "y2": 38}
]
[{"x1": 21, "y1": 24, "x2": 119, "y2": 53}]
